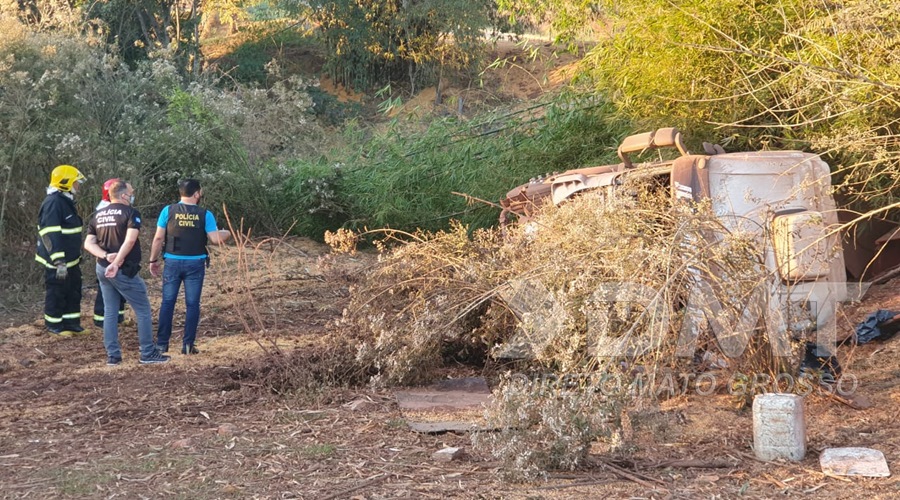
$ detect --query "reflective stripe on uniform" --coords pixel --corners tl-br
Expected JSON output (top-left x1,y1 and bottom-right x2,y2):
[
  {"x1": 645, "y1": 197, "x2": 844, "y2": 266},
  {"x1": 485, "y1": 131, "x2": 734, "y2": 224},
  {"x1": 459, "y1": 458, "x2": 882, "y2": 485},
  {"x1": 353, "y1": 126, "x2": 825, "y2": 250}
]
[
  {"x1": 94, "y1": 310, "x2": 124, "y2": 318},
  {"x1": 60, "y1": 226, "x2": 82, "y2": 234},
  {"x1": 35, "y1": 255, "x2": 81, "y2": 269},
  {"x1": 34, "y1": 255, "x2": 54, "y2": 269},
  {"x1": 38, "y1": 225, "x2": 62, "y2": 236},
  {"x1": 49, "y1": 251, "x2": 65, "y2": 262},
  {"x1": 62, "y1": 312, "x2": 81, "y2": 319},
  {"x1": 44, "y1": 315, "x2": 63, "y2": 323}
]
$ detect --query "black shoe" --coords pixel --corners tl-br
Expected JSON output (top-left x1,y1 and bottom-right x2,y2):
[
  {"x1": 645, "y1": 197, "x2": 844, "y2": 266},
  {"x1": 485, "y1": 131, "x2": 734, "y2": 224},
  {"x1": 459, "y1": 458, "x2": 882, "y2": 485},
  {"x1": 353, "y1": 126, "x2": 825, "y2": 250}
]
[
  {"x1": 94, "y1": 320, "x2": 104, "y2": 327},
  {"x1": 48, "y1": 327, "x2": 73, "y2": 337},
  {"x1": 67, "y1": 325, "x2": 85, "y2": 333},
  {"x1": 107, "y1": 356, "x2": 122, "y2": 366},
  {"x1": 139, "y1": 350, "x2": 171, "y2": 365},
  {"x1": 182, "y1": 344, "x2": 200, "y2": 355}
]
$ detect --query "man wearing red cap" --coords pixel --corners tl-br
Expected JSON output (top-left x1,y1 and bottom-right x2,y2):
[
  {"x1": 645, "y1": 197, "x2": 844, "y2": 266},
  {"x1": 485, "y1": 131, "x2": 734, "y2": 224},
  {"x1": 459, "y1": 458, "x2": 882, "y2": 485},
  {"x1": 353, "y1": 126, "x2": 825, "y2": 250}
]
[{"x1": 92, "y1": 178, "x2": 127, "y2": 328}]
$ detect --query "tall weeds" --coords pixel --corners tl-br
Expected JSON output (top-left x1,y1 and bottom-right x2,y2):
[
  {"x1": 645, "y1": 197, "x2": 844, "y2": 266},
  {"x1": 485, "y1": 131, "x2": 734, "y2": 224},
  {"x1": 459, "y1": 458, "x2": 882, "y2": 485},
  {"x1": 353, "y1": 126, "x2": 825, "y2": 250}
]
[{"x1": 338, "y1": 92, "x2": 631, "y2": 232}]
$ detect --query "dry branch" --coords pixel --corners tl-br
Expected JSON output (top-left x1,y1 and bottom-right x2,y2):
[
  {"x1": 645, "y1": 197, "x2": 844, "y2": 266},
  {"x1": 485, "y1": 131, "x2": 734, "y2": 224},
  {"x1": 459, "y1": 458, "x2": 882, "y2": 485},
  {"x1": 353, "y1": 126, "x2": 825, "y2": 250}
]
[
  {"x1": 601, "y1": 460, "x2": 668, "y2": 489},
  {"x1": 319, "y1": 473, "x2": 388, "y2": 500}
]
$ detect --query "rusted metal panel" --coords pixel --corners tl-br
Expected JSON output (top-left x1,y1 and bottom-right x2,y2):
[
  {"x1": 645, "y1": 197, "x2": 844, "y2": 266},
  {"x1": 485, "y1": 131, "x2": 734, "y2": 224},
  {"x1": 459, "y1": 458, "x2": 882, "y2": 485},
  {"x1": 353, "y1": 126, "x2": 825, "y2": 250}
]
[{"x1": 671, "y1": 155, "x2": 710, "y2": 202}]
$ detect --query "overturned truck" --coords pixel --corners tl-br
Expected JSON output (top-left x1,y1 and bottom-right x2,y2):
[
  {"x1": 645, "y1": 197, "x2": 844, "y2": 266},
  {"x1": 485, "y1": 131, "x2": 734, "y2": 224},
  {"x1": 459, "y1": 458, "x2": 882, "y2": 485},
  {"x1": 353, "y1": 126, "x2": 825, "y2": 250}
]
[{"x1": 500, "y1": 127, "x2": 848, "y2": 349}]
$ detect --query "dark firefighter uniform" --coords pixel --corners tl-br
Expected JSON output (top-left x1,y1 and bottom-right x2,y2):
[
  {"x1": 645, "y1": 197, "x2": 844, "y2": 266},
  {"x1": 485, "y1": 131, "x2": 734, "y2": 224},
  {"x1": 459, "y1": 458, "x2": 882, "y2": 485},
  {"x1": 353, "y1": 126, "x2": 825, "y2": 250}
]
[
  {"x1": 93, "y1": 282, "x2": 127, "y2": 326},
  {"x1": 36, "y1": 191, "x2": 84, "y2": 332}
]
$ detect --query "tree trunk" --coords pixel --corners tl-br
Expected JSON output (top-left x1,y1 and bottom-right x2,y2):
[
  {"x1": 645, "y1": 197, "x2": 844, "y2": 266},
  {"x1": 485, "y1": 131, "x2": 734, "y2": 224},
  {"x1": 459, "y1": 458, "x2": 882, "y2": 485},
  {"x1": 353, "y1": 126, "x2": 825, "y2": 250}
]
[
  {"x1": 134, "y1": 9, "x2": 153, "y2": 49},
  {"x1": 435, "y1": 62, "x2": 443, "y2": 106}
]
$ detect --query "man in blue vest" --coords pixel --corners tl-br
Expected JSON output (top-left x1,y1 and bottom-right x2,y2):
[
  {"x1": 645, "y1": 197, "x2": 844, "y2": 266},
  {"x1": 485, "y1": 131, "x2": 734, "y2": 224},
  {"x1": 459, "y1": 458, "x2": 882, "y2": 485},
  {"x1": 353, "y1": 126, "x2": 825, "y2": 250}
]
[
  {"x1": 36, "y1": 165, "x2": 86, "y2": 336},
  {"x1": 148, "y1": 179, "x2": 230, "y2": 355}
]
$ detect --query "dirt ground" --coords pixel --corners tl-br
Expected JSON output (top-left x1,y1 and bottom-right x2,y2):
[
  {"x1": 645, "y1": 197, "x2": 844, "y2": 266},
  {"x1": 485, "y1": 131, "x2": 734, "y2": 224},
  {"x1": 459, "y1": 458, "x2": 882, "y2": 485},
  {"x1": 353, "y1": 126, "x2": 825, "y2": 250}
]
[{"x1": 1, "y1": 236, "x2": 899, "y2": 499}]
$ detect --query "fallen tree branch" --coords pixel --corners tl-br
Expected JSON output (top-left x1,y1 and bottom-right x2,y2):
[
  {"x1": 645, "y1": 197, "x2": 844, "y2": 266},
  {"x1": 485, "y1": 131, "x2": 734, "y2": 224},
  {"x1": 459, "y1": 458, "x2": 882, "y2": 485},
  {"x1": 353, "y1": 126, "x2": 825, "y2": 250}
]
[
  {"x1": 822, "y1": 390, "x2": 873, "y2": 410},
  {"x1": 319, "y1": 473, "x2": 387, "y2": 500},
  {"x1": 872, "y1": 264, "x2": 900, "y2": 285},
  {"x1": 536, "y1": 478, "x2": 617, "y2": 490},
  {"x1": 615, "y1": 458, "x2": 733, "y2": 469},
  {"x1": 601, "y1": 460, "x2": 668, "y2": 489}
]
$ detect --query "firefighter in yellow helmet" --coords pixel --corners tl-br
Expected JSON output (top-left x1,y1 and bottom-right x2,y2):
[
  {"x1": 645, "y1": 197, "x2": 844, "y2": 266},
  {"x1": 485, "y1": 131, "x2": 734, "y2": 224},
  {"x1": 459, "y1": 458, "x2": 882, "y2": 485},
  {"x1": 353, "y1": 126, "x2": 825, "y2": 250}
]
[{"x1": 36, "y1": 165, "x2": 87, "y2": 335}]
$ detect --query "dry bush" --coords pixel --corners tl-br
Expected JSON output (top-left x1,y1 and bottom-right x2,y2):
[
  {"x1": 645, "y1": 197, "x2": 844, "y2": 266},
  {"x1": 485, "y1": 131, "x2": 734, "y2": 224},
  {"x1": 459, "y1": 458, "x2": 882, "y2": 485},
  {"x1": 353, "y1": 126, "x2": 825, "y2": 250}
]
[
  {"x1": 340, "y1": 176, "x2": 782, "y2": 382},
  {"x1": 472, "y1": 372, "x2": 629, "y2": 481},
  {"x1": 338, "y1": 174, "x2": 812, "y2": 474},
  {"x1": 228, "y1": 341, "x2": 365, "y2": 403},
  {"x1": 337, "y1": 222, "x2": 511, "y2": 386}
]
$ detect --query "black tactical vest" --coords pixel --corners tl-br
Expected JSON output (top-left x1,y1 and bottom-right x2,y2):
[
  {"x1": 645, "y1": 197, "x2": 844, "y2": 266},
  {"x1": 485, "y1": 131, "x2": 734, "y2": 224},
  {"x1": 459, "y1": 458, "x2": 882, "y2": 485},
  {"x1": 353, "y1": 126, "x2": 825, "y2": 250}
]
[{"x1": 164, "y1": 203, "x2": 208, "y2": 256}]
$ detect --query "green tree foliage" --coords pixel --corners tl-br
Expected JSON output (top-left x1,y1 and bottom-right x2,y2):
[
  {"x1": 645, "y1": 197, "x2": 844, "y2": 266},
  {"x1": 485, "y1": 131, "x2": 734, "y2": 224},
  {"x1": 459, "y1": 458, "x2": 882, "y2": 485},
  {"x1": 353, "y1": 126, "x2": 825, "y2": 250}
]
[
  {"x1": 0, "y1": 19, "x2": 325, "y2": 283},
  {"x1": 587, "y1": 0, "x2": 900, "y2": 205},
  {"x1": 6, "y1": 0, "x2": 249, "y2": 75},
  {"x1": 335, "y1": 93, "x2": 629, "y2": 231},
  {"x1": 495, "y1": 0, "x2": 600, "y2": 48},
  {"x1": 81, "y1": 0, "x2": 205, "y2": 73},
  {"x1": 308, "y1": 0, "x2": 493, "y2": 91}
]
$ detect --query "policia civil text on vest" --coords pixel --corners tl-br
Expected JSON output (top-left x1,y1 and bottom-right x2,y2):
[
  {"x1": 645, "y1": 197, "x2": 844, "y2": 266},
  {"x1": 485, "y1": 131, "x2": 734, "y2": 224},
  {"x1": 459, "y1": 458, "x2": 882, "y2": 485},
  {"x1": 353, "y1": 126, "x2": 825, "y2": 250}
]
[
  {"x1": 149, "y1": 179, "x2": 231, "y2": 355},
  {"x1": 164, "y1": 203, "x2": 208, "y2": 258}
]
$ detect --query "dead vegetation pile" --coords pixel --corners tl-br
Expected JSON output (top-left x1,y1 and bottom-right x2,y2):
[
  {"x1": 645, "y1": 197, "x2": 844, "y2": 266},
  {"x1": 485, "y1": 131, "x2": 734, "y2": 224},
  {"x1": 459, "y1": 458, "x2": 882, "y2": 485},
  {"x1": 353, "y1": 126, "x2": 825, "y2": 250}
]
[{"x1": 328, "y1": 175, "x2": 814, "y2": 477}]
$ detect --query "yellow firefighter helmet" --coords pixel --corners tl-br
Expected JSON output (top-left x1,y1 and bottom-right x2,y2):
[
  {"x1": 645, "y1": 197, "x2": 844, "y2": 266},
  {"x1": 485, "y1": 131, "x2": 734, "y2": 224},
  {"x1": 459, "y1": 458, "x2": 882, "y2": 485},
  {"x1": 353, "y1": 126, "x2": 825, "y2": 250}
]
[{"x1": 49, "y1": 165, "x2": 86, "y2": 192}]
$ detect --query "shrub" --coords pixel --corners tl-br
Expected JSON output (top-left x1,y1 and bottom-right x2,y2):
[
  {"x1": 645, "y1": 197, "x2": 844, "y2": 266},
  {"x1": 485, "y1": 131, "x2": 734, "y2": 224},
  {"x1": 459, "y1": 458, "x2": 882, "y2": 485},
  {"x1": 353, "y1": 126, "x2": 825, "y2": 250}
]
[
  {"x1": 271, "y1": 159, "x2": 348, "y2": 237},
  {"x1": 338, "y1": 92, "x2": 631, "y2": 233},
  {"x1": 0, "y1": 20, "x2": 329, "y2": 284},
  {"x1": 473, "y1": 373, "x2": 626, "y2": 481},
  {"x1": 179, "y1": 67, "x2": 327, "y2": 234},
  {"x1": 588, "y1": 0, "x2": 900, "y2": 208}
]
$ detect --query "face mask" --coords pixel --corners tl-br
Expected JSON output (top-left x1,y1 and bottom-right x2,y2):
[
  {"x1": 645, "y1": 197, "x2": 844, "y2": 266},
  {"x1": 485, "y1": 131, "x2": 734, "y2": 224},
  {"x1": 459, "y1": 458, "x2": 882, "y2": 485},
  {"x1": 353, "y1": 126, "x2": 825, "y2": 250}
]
[{"x1": 129, "y1": 195, "x2": 135, "y2": 204}]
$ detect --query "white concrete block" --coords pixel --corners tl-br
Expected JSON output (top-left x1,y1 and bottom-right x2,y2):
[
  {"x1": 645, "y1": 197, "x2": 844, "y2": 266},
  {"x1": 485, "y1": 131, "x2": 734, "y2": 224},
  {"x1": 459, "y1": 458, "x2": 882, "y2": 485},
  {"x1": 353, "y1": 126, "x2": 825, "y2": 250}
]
[
  {"x1": 820, "y1": 447, "x2": 891, "y2": 477},
  {"x1": 752, "y1": 393, "x2": 806, "y2": 461}
]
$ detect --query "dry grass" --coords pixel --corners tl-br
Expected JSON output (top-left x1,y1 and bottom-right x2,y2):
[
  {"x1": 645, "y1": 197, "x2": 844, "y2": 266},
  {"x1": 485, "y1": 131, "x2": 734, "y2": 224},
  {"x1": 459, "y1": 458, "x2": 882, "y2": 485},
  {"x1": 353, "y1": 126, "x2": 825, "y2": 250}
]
[
  {"x1": 0, "y1": 232, "x2": 898, "y2": 497},
  {"x1": 335, "y1": 175, "x2": 784, "y2": 383},
  {"x1": 328, "y1": 173, "x2": 824, "y2": 476}
]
